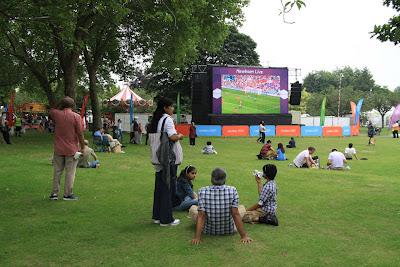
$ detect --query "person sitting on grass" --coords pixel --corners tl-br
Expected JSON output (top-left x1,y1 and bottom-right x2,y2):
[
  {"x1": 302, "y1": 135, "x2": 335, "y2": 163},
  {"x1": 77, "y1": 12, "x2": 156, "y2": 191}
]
[
  {"x1": 78, "y1": 140, "x2": 100, "y2": 168},
  {"x1": 202, "y1": 141, "x2": 218, "y2": 154},
  {"x1": 174, "y1": 165, "x2": 198, "y2": 211},
  {"x1": 344, "y1": 143, "x2": 359, "y2": 160},
  {"x1": 190, "y1": 168, "x2": 252, "y2": 245},
  {"x1": 293, "y1": 146, "x2": 318, "y2": 168},
  {"x1": 286, "y1": 137, "x2": 296, "y2": 148},
  {"x1": 243, "y1": 164, "x2": 278, "y2": 226},
  {"x1": 257, "y1": 140, "x2": 277, "y2": 160},
  {"x1": 276, "y1": 143, "x2": 287, "y2": 161},
  {"x1": 327, "y1": 149, "x2": 347, "y2": 170}
]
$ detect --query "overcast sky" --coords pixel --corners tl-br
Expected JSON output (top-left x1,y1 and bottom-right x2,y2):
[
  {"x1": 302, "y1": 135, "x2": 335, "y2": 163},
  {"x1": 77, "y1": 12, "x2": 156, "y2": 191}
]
[{"x1": 239, "y1": 0, "x2": 400, "y2": 90}]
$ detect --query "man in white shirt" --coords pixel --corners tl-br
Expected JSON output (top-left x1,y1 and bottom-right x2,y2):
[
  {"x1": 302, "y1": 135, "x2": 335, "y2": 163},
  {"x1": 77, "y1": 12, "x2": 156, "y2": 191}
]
[
  {"x1": 293, "y1": 147, "x2": 317, "y2": 168},
  {"x1": 344, "y1": 143, "x2": 358, "y2": 160},
  {"x1": 327, "y1": 149, "x2": 347, "y2": 170}
]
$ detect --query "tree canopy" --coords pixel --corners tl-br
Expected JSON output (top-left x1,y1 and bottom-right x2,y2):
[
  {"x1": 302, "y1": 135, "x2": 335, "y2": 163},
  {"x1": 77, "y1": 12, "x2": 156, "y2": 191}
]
[{"x1": 372, "y1": 0, "x2": 400, "y2": 45}]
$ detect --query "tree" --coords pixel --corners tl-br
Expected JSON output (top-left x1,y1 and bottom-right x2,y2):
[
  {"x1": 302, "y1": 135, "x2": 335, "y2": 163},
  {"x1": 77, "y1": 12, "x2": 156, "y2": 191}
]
[
  {"x1": 143, "y1": 25, "x2": 261, "y2": 105},
  {"x1": 303, "y1": 67, "x2": 376, "y2": 93},
  {"x1": 372, "y1": 0, "x2": 400, "y2": 45},
  {"x1": 366, "y1": 89, "x2": 400, "y2": 127}
]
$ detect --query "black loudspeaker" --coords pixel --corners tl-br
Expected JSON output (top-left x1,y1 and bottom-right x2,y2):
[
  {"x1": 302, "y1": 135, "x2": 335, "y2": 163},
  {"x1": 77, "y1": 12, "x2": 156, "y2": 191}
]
[
  {"x1": 289, "y1": 81, "x2": 302, "y2": 105},
  {"x1": 192, "y1": 71, "x2": 211, "y2": 124}
]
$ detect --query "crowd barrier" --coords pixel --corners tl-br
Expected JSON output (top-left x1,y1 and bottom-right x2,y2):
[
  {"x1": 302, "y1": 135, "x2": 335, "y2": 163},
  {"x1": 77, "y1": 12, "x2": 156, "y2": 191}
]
[{"x1": 176, "y1": 124, "x2": 360, "y2": 137}]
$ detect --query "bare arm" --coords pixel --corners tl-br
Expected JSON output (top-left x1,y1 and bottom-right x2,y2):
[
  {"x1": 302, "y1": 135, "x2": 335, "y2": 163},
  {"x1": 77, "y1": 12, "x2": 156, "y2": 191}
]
[
  {"x1": 78, "y1": 133, "x2": 85, "y2": 152},
  {"x1": 246, "y1": 203, "x2": 261, "y2": 211},
  {"x1": 354, "y1": 154, "x2": 359, "y2": 160},
  {"x1": 191, "y1": 211, "x2": 206, "y2": 245},
  {"x1": 169, "y1": 133, "x2": 183, "y2": 142},
  {"x1": 231, "y1": 207, "x2": 252, "y2": 243}
]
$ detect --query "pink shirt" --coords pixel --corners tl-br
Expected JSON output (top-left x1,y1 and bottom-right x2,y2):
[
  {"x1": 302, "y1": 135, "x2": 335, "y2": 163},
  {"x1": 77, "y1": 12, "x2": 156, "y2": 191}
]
[{"x1": 50, "y1": 108, "x2": 82, "y2": 156}]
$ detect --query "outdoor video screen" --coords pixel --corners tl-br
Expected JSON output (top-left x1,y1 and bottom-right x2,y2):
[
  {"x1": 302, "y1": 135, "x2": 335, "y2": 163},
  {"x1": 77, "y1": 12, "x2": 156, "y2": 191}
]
[{"x1": 211, "y1": 67, "x2": 288, "y2": 114}]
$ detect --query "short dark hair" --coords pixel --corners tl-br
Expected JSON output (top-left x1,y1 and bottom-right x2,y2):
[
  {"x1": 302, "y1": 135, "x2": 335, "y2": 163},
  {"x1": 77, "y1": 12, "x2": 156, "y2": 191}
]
[
  {"x1": 211, "y1": 168, "x2": 226, "y2": 185},
  {"x1": 332, "y1": 148, "x2": 337, "y2": 152},
  {"x1": 308, "y1": 146, "x2": 316, "y2": 152},
  {"x1": 349, "y1": 143, "x2": 353, "y2": 148},
  {"x1": 266, "y1": 140, "x2": 271, "y2": 144},
  {"x1": 207, "y1": 141, "x2": 212, "y2": 145},
  {"x1": 58, "y1": 97, "x2": 75, "y2": 110},
  {"x1": 262, "y1": 164, "x2": 277, "y2": 180}
]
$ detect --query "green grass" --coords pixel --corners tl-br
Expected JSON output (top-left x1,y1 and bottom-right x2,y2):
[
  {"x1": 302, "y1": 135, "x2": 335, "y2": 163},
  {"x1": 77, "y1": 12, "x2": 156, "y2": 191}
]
[
  {"x1": 222, "y1": 88, "x2": 280, "y2": 114},
  {"x1": 1, "y1": 130, "x2": 400, "y2": 266}
]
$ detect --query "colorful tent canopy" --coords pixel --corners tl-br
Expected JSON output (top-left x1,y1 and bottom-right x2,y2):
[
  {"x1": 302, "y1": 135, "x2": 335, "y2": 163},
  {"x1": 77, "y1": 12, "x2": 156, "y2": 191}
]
[{"x1": 110, "y1": 86, "x2": 144, "y2": 102}]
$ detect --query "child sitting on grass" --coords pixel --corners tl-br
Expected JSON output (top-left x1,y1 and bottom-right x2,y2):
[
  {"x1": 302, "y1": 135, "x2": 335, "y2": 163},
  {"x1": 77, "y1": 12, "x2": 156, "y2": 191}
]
[
  {"x1": 174, "y1": 165, "x2": 198, "y2": 211},
  {"x1": 243, "y1": 164, "x2": 278, "y2": 226},
  {"x1": 202, "y1": 141, "x2": 218, "y2": 154}
]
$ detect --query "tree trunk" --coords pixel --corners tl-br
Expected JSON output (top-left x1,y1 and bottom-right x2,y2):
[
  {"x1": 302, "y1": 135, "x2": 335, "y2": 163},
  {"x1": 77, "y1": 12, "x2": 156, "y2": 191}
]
[
  {"x1": 381, "y1": 114, "x2": 385, "y2": 128},
  {"x1": 63, "y1": 54, "x2": 79, "y2": 99},
  {"x1": 88, "y1": 68, "x2": 102, "y2": 131}
]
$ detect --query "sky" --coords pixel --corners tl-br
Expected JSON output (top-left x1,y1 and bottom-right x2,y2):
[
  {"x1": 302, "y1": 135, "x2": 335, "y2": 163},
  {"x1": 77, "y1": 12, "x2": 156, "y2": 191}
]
[{"x1": 239, "y1": 0, "x2": 400, "y2": 90}]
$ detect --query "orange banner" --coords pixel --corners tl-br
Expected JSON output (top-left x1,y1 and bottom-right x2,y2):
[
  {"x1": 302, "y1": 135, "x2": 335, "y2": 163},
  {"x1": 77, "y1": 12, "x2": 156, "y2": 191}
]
[
  {"x1": 222, "y1": 126, "x2": 249, "y2": 136},
  {"x1": 175, "y1": 124, "x2": 190, "y2": 136},
  {"x1": 276, "y1": 126, "x2": 300, "y2": 137},
  {"x1": 351, "y1": 126, "x2": 360, "y2": 136},
  {"x1": 323, "y1": 127, "x2": 342, "y2": 137}
]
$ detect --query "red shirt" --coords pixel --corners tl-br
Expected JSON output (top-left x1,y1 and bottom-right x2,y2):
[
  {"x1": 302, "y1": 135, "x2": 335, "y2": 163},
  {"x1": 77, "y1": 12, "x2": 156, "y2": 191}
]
[
  {"x1": 189, "y1": 125, "x2": 197, "y2": 138},
  {"x1": 49, "y1": 108, "x2": 82, "y2": 156}
]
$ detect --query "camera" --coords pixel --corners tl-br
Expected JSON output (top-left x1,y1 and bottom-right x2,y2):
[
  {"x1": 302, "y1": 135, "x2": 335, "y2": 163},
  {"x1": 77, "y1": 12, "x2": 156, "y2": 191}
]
[{"x1": 253, "y1": 170, "x2": 263, "y2": 178}]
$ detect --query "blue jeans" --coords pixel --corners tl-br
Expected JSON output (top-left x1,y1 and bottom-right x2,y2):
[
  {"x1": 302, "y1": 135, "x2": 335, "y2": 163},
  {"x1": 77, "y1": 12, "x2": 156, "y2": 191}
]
[
  {"x1": 89, "y1": 160, "x2": 100, "y2": 168},
  {"x1": 174, "y1": 196, "x2": 198, "y2": 211}
]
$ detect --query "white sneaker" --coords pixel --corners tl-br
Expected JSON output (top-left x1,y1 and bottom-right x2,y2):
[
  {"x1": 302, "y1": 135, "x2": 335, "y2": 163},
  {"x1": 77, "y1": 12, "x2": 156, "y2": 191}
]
[
  {"x1": 160, "y1": 219, "x2": 180, "y2": 226},
  {"x1": 153, "y1": 219, "x2": 160, "y2": 224}
]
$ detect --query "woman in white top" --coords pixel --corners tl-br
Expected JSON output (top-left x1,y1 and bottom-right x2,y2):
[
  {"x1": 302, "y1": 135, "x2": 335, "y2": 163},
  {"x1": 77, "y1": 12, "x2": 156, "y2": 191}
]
[{"x1": 149, "y1": 97, "x2": 184, "y2": 226}]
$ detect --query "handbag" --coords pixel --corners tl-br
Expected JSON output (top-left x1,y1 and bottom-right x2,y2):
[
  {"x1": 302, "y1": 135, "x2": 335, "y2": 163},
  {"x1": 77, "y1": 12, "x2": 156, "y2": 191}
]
[{"x1": 149, "y1": 117, "x2": 183, "y2": 166}]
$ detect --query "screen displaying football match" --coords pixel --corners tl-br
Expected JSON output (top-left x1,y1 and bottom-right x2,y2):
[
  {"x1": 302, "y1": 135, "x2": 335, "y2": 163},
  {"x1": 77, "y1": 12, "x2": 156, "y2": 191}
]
[{"x1": 211, "y1": 67, "x2": 288, "y2": 114}]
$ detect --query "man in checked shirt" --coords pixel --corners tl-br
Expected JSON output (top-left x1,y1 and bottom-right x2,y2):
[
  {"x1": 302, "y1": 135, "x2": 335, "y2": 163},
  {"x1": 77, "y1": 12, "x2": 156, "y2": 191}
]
[
  {"x1": 191, "y1": 168, "x2": 252, "y2": 245},
  {"x1": 243, "y1": 164, "x2": 279, "y2": 226}
]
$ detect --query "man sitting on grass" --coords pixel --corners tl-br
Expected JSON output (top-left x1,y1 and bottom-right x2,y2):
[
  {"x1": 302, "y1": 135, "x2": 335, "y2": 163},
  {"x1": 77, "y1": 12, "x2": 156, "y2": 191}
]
[
  {"x1": 257, "y1": 140, "x2": 277, "y2": 160},
  {"x1": 327, "y1": 149, "x2": 347, "y2": 170},
  {"x1": 293, "y1": 146, "x2": 318, "y2": 168},
  {"x1": 243, "y1": 164, "x2": 278, "y2": 226},
  {"x1": 344, "y1": 143, "x2": 358, "y2": 160},
  {"x1": 190, "y1": 168, "x2": 252, "y2": 245},
  {"x1": 78, "y1": 140, "x2": 100, "y2": 168}
]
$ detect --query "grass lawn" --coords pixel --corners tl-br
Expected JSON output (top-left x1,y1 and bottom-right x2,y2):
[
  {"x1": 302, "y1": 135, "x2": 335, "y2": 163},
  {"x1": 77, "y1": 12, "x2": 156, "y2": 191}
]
[
  {"x1": 1, "y1": 130, "x2": 399, "y2": 266},
  {"x1": 222, "y1": 88, "x2": 280, "y2": 114}
]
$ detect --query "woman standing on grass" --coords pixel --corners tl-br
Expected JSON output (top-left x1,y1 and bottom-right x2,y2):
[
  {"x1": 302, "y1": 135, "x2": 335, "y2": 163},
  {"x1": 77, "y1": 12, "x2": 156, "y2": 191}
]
[{"x1": 149, "y1": 97, "x2": 183, "y2": 226}]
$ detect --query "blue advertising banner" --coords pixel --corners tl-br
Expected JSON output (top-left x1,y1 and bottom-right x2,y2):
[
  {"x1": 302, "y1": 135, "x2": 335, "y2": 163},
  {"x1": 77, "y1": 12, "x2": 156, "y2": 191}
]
[
  {"x1": 265, "y1": 125, "x2": 276, "y2": 136},
  {"x1": 250, "y1": 125, "x2": 260, "y2": 137},
  {"x1": 196, "y1": 125, "x2": 222, "y2": 137},
  {"x1": 342, "y1": 126, "x2": 351, "y2": 136},
  {"x1": 301, "y1": 126, "x2": 323, "y2": 137}
]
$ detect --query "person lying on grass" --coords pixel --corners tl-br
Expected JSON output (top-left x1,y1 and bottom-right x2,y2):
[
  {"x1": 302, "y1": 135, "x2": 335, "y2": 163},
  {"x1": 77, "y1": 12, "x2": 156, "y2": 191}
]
[
  {"x1": 190, "y1": 168, "x2": 252, "y2": 245},
  {"x1": 243, "y1": 164, "x2": 278, "y2": 226}
]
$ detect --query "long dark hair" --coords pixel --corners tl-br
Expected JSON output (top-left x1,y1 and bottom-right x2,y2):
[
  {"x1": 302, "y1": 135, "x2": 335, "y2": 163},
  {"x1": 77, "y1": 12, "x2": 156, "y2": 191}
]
[
  {"x1": 278, "y1": 143, "x2": 285, "y2": 153},
  {"x1": 149, "y1": 97, "x2": 174, "y2": 133},
  {"x1": 178, "y1": 165, "x2": 197, "y2": 180}
]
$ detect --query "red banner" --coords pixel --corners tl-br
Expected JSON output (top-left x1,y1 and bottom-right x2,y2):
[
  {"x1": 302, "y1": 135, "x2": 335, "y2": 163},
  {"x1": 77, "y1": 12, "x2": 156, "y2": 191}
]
[
  {"x1": 80, "y1": 95, "x2": 89, "y2": 129},
  {"x1": 323, "y1": 127, "x2": 342, "y2": 137},
  {"x1": 351, "y1": 126, "x2": 360, "y2": 136},
  {"x1": 276, "y1": 126, "x2": 300, "y2": 137},
  {"x1": 222, "y1": 126, "x2": 249, "y2": 136},
  {"x1": 175, "y1": 124, "x2": 190, "y2": 136}
]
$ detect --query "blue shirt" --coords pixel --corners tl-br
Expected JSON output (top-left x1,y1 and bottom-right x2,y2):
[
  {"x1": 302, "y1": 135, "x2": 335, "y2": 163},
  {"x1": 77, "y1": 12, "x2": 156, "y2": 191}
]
[
  {"x1": 276, "y1": 148, "x2": 286, "y2": 161},
  {"x1": 176, "y1": 177, "x2": 194, "y2": 202},
  {"x1": 94, "y1": 130, "x2": 102, "y2": 137}
]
